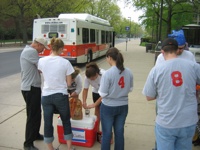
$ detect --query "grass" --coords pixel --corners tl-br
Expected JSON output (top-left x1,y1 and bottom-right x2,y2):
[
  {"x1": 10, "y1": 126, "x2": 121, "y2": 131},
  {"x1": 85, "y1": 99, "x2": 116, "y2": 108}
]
[
  {"x1": 140, "y1": 42, "x2": 148, "y2": 46},
  {"x1": 0, "y1": 39, "x2": 23, "y2": 43}
]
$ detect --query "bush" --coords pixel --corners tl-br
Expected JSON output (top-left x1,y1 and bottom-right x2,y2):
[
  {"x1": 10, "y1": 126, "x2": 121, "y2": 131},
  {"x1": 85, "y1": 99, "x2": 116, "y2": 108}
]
[
  {"x1": 141, "y1": 37, "x2": 151, "y2": 43},
  {"x1": 4, "y1": 28, "x2": 16, "y2": 40}
]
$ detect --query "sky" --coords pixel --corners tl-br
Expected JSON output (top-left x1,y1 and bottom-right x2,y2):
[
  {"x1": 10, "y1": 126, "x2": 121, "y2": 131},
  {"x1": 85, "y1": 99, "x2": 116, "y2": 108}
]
[{"x1": 117, "y1": 1, "x2": 143, "y2": 23}]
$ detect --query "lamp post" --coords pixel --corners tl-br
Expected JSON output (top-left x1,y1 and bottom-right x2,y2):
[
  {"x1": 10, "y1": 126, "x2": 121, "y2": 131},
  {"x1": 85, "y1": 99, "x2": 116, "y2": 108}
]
[{"x1": 128, "y1": 17, "x2": 131, "y2": 41}]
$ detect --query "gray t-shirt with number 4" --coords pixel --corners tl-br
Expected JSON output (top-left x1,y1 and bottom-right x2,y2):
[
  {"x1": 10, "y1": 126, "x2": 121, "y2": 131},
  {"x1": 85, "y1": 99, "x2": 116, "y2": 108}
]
[{"x1": 98, "y1": 66, "x2": 133, "y2": 106}]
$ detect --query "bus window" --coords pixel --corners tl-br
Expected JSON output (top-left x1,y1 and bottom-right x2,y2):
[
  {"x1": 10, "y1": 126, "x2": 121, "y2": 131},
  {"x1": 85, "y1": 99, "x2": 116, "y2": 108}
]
[
  {"x1": 49, "y1": 32, "x2": 58, "y2": 38},
  {"x1": 41, "y1": 25, "x2": 49, "y2": 33},
  {"x1": 77, "y1": 28, "x2": 80, "y2": 35},
  {"x1": 106, "y1": 31, "x2": 111, "y2": 43},
  {"x1": 50, "y1": 25, "x2": 57, "y2": 32},
  {"x1": 101, "y1": 31, "x2": 106, "y2": 44},
  {"x1": 58, "y1": 24, "x2": 66, "y2": 32},
  {"x1": 90, "y1": 29, "x2": 95, "y2": 43},
  {"x1": 96, "y1": 30, "x2": 99, "y2": 44},
  {"x1": 82, "y1": 28, "x2": 89, "y2": 43},
  {"x1": 110, "y1": 31, "x2": 112, "y2": 43}
]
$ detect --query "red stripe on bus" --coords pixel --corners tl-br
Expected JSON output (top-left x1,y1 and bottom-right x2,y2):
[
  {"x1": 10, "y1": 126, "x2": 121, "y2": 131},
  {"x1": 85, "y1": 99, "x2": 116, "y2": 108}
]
[{"x1": 39, "y1": 43, "x2": 109, "y2": 57}]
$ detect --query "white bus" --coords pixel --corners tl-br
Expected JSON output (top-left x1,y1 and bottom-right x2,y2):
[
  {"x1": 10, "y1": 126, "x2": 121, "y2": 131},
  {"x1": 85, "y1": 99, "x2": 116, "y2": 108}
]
[{"x1": 33, "y1": 13, "x2": 115, "y2": 64}]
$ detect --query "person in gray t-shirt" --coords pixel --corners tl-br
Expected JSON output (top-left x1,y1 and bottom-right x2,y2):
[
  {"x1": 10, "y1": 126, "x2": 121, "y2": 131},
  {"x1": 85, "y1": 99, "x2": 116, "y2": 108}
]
[
  {"x1": 98, "y1": 47, "x2": 133, "y2": 150},
  {"x1": 20, "y1": 37, "x2": 49, "y2": 150},
  {"x1": 143, "y1": 38, "x2": 200, "y2": 150}
]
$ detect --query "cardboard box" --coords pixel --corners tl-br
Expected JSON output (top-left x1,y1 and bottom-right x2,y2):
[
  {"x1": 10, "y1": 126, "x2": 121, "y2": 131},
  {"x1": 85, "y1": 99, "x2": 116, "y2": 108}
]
[{"x1": 57, "y1": 115, "x2": 97, "y2": 147}]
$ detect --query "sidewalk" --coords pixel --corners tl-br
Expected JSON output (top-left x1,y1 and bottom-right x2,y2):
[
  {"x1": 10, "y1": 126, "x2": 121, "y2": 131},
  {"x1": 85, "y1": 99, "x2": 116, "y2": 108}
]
[
  {"x1": 0, "y1": 46, "x2": 24, "y2": 53},
  {"x1": 0, "y1": 42, "x2": 31, "y2": 53},
  {"x1": 0, "y1": 39, "x2": 198, "y2": 150}
]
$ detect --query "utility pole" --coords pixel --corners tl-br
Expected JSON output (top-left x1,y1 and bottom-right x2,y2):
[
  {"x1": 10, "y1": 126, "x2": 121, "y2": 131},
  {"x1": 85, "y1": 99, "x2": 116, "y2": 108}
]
[{"x1": 128, "y1": 17, "x2": 131, "y2": 41}]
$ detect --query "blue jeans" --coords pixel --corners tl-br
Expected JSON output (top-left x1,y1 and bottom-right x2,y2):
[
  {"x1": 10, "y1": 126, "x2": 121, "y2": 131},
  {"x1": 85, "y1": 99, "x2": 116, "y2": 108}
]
[
  {"x1": 100, "y1": 103, "x2": 128, "y2": 150},
  {"x1": 155, "y1": 123, "x2": 196, "y2": 150},
  {"x1": 42, "y1": 93, "x2": 73, "y2": 143}
]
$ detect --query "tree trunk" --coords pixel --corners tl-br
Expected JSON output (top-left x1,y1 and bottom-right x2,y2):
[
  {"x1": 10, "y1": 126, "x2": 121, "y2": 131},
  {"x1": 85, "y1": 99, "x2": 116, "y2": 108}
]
[
  {"x1": 167, "y1": 7, "x2": 172, "y2": 37},
  {"x1": 156, "y1": 15, "x2": 159, "y2": 42},
  {"x1": 21, "y1": 18, "x2": 28, "y2": 44},
  {"x1": 14, "y1": 18, "x2": 21, "y2": 40}
]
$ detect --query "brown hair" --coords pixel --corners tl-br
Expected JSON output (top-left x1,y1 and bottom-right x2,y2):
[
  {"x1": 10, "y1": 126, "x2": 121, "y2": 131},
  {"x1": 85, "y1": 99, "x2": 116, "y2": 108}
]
[
  {"x1": 71, "y1": 67, "x2": 80, "y2": 79},
  {"x1": 85, "y1": 62, "x2": 100, "y2": 78},
  {"x1": 106, "y1": 47, "x2": 124, "y2": 74},
  {"x1": 50, "y1": 37, "x2": 64, "y2": 52},
  {"x1": 162, "y1": 45, "x2": 178, "y2": 53}
]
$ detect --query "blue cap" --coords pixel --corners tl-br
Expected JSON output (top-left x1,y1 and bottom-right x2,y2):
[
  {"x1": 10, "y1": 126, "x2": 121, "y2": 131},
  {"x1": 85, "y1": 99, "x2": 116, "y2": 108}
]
[
  {"x1": 168, "y1": 29, "x2": 186, "y2": 46},
  {"x1": 174, "y1": 34, "x2": 186, "y2": 46}
]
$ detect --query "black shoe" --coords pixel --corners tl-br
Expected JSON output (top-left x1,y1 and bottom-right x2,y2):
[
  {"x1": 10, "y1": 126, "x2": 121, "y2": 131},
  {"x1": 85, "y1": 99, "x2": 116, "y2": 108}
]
[
  {"x1": 36, "y1": 134, "x2": 44, "y2": 140},
  {"x1": 24, "y1": 145, "x2": 39, "y2": 150}
]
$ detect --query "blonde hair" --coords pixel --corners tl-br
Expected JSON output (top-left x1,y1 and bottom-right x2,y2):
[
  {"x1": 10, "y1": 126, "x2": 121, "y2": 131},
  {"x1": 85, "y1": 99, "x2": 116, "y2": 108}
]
[
  {"x1": 71, "y1": 67, "x2": 80, "y2": 79},
  {"x1": 50, "y1": 37, "x2": 64, "y2": 52}
]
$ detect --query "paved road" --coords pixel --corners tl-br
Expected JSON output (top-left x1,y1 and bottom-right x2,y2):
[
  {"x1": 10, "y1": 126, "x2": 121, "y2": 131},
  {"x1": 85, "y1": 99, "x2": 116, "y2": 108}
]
[
  {"x1": 0, "y1": 51, "x2": 22, "y2": 78},
  {"x1": 0, "y1": 38, "x2": 127, "y2": 78}
]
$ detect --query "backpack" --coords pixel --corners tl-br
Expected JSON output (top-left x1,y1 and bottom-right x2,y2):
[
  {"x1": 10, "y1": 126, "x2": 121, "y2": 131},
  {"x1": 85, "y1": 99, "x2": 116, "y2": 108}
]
[{"x1": 69, "y1": 97, "x2": 83, "y2": 120}]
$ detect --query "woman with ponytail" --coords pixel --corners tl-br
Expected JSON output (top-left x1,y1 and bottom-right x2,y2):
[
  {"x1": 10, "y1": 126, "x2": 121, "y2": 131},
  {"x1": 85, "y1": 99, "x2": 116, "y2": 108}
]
[
  {"x1": 98, "y1": 47, "x2": 133, "y2": 150},
  {"x1": 38, "y1": 37, "x2": 75, "y2": 150}
]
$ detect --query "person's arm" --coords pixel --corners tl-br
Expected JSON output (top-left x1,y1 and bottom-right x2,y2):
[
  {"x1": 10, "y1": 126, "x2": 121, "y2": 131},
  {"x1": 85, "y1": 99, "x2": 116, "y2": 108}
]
[
  {"x1": 74, "y1": 75, "x2": 82, "y2": 95},
  {"x1": 37, "y1": 59, "x2": 42, "y2": 73},
  {"x1": 66, "y1": 75, "x2": 72, "y2": 87},
  {"x1": 82, "y1": 88, "x2": 88, "y2": 108},
  {"x1": 142, "y1": 68, "x2": 157, "y2": 101},
  {"x1": 146, "y1": 96, "x2": 156, "y2": 101},
  {"x1": 87, "y1": 97, "x2": 102, "y2": 108},
  {"x1": 70, "y1": 75, "x2": 82, "y2": 98},
  {"x1": 98, "y1": 73, "x2": 109, "y2": 98},
  {"x1": 155, "y1": 53, "x2": 164, "y2": 66}
]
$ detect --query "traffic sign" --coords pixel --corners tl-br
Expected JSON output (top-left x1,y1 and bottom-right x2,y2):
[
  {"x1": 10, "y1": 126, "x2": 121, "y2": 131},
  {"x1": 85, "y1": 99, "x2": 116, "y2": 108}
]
[{"x1": 125, "y1": 26, "x2": 130, "y2": 31}]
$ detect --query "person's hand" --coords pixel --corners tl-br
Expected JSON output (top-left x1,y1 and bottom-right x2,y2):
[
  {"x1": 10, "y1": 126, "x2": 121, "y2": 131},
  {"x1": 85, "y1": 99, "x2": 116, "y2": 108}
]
[
  {"x1": 70, "y1": 92, "x2": 78, "y2": 98},
  {"x1": 82, "y1": 102, "x2": 87, "y2": 109},
  {"x1": 87, "y1": 103, "x2": 95, "y2": 109}
]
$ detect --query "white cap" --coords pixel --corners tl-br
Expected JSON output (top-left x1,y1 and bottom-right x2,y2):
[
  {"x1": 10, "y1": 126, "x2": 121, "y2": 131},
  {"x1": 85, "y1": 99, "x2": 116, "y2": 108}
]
[{"x1": 34, "y1": 37, "x2": 50, "y2": 49}]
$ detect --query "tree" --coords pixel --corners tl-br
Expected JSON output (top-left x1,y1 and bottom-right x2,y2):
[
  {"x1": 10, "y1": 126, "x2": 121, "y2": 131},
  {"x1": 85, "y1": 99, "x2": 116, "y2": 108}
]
[
  {"x1": 0, "y1": 0, "x2": 92, "y2": 43},
  {"x1": 125, "y1": 0, "x2": 198, "y2": 41},
  {"x1": 0, "y1": 0, "x2": 143, "y2": 42},
  {"x1": 0, "y1": 0, "x2": 33, "y2": 42}
]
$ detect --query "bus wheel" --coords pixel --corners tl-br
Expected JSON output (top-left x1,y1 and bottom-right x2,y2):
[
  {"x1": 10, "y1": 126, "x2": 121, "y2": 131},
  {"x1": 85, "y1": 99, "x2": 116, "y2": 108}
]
[{"x1": 87, "y1": 51, "x2": 92, "y2": 63}]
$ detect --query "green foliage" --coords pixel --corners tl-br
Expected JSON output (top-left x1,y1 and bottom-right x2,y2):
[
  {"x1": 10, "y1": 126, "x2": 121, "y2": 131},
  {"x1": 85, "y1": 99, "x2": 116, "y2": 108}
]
[
  {"x1": 131, "y1": 0, "x2": 199, "y2": 42},
  {"x1": 0, "y1": 27, "x2": 16, "y2": 40},
  {"x1": 140, "y1": 42, "x2": 147, "y2": 46},
  {"x1": 0, "y1": 0, "x2": 144, "y2": 42}
]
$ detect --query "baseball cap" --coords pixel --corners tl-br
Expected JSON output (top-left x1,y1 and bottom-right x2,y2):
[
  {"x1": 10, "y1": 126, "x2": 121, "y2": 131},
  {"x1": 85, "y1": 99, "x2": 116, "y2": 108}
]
[
  {"x1": 161, "y1": 38, "x2": 178, "y2": 49},
  {"x1": 173, "y1": 34, "x2": 186, "y2": 46},
  {"x1": 34, "y1": 37, "x2": 50, "y2": 49},
  {"x1": 168, "y1": 29, "x2": 186, "y2": 46}
]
